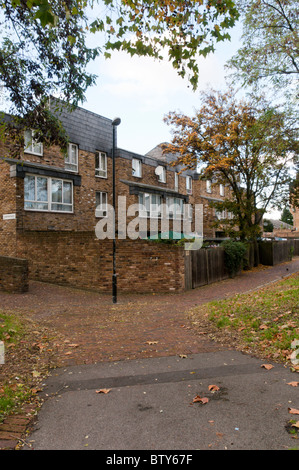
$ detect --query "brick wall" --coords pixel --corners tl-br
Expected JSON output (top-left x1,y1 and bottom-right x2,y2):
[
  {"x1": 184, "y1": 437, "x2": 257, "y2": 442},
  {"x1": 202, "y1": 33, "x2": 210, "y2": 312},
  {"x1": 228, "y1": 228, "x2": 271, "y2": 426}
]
[
  {"x1": 15, "y1": 232, "x2": 186, "y2": 293},
  {"x1": 0, "y1": 255, "x2": 28, "y2": 293},
  {"x1": 0, "y1": 160, "x2": 18, "y2": 257}
]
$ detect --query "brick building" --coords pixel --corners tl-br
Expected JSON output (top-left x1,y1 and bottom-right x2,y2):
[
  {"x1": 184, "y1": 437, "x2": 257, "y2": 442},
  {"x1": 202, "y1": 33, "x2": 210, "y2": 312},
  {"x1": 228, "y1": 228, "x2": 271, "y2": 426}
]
[{"x1": 0, "y1": 102, "x2": 229, "y2": 293}]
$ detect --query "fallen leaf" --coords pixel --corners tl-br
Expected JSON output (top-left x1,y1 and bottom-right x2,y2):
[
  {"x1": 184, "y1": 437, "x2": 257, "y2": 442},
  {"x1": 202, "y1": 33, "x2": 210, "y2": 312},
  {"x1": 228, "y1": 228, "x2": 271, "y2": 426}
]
[
  {"x1": 208, "y1": 385, "x2": 220, "y2": 392},
  {"x1": 287, "y1": 382, "x2": 299, "y2": 387},
  {"x1": 193, "y1": 395, "x2": 209, "y2": 404},
  {"x1": 291, "y1": 421, "x2": 299, "y2": 429},
  {"x1": 261, "y1": 364, "x2": 274, "y2": 370},
  {"x1": 288, "y1": 408, "x2": 299, "y2": 415},
  {"x1": 146, "y1": 341, "x2": 158, "y2": 345},
  {"x1": 32, "y1": 370, "x2": 41, "y2": 377},
  {"x1": 179, "y1": 354, "x2": 187, "y2": 358},
  {"x1": 96, "y1": 389, "x2": 111, "y2": 394}
]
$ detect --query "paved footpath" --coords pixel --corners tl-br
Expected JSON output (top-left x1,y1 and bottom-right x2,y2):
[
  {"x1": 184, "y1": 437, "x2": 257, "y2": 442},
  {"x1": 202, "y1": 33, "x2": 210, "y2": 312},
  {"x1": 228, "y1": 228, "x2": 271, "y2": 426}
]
[{"x1": 0, "y1": 258, "x2": 298, "y2": 452}]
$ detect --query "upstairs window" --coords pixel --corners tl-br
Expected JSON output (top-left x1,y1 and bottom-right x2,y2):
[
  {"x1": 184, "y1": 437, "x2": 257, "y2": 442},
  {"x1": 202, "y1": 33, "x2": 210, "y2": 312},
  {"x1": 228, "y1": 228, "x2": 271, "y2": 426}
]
[
  {"x1": 132, "y1": 158, "x2": 142, "y2": 178},
  {"x1": 24, "y1": 130, "x2": 43, "y2": 156},
  {"x1": 186, "y1": 176, "x2": 192, "y2": 193},
  {"x1": 158, "y1": 166, "x2": 166, "y2": 183},
  {"x1": 206, "y1": 179, "x2": 212, "y2": 193},
  {"x1": 65, "y1": 143, "x2": 78, "y2": 172},
  {"x1": 95, "y1": 191, "x2": 108, "y2": 217},
  {"x1": 95, "y1": 152, "x2": 107, "y2": 178},
  {"x1": 220, "y1": 184, "x2": 225, "y2": 196}
]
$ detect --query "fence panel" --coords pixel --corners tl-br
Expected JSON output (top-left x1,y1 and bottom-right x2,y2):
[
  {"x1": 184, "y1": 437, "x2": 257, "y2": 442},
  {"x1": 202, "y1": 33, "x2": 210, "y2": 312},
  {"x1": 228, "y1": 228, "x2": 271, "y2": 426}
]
[{"x1": 185, "y1": 247, "x2": 228, "y2": 289}]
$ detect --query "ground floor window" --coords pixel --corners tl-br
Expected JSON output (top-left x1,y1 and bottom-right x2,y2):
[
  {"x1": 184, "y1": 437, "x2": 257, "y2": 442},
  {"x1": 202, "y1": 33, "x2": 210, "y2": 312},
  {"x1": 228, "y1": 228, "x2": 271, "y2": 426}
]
[
  {"x1": 138, "y1": 193, "x2": 162, "y2": 218},
  {"x1": 24, "y1": 174, "x2": 73, "y2": 212}
]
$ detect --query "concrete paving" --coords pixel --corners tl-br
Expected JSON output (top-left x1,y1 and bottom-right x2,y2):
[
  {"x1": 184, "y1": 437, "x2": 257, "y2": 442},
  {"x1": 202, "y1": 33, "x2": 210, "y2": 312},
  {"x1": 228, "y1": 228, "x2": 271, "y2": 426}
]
[{"x1": 27, "y1": 350, "x2": 299, "y2": 451}]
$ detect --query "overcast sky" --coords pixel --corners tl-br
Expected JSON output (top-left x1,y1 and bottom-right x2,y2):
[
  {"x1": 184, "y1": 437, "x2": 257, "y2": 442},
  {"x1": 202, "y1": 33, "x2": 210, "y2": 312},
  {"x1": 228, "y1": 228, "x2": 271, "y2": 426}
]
[{"x1": 83, "y1": 24, "x2": 243, "y2": 156}]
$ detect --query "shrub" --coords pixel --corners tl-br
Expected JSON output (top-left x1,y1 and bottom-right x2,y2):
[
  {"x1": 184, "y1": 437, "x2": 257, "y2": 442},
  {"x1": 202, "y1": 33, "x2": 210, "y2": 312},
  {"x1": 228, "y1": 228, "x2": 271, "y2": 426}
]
[{"x1": 221, "y1": 240, "x2": 247, "y2": 278}]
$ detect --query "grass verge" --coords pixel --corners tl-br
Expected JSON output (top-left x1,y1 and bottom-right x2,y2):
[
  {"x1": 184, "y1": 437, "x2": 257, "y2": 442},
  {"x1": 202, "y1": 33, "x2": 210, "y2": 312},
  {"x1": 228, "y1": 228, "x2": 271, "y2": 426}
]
[
  {"x1": 0, "y1": 310, "x2": 62, "y2": 423},
  {"x1": 189, "y1": 272, "x2": 299, "y2": 367}
]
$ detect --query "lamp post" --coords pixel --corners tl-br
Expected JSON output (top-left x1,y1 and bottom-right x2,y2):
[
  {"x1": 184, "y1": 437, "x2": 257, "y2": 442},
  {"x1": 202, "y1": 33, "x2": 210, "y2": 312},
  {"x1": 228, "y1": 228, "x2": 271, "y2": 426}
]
[{"x1": 112, "y1": 117, "x2": 121, "y2": 304}]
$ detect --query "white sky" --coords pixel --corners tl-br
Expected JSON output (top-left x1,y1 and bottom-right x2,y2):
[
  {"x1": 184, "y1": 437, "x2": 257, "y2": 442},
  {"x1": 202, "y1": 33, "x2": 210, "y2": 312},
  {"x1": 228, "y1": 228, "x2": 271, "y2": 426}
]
[{"x1": 83, "y1": 24, "x2": 243, "y2": 156}]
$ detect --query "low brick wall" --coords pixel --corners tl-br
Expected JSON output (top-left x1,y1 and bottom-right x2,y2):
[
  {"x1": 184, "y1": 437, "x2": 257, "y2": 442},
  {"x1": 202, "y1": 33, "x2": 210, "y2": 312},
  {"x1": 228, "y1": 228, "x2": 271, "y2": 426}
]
[
  {"x1": 0, "y1": 256, "x2": 29, "y2": 293},
  {"x1": 16, "y1": 232, "x2": 186, "y2": 293}
]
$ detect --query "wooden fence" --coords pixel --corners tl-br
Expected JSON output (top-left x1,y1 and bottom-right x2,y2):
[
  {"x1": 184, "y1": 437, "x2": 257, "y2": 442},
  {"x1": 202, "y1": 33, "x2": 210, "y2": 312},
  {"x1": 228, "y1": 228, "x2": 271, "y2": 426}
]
[
  {"x1": 185, "y1": 239, "x2": 299, "y2": 290},
  {"x1": 259, "y1": 239, "x2": 299, "y2": 266},
  {"x1": 185, "y1": 247, "x2": 229, "y2": 290}
]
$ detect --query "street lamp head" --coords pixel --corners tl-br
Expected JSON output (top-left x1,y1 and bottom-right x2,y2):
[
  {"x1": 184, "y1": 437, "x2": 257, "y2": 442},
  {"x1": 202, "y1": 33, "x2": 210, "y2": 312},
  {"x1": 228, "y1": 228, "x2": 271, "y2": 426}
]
[{"x1": 112, "y1": 117, "x2": 121, "y2": 126}]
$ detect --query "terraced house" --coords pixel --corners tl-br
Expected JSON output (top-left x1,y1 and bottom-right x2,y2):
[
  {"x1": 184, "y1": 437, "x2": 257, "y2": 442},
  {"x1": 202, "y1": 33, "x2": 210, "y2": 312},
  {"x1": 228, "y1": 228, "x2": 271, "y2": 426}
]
[{"x1": 0, "y1": 101, "x2": 231, "y2": 293}]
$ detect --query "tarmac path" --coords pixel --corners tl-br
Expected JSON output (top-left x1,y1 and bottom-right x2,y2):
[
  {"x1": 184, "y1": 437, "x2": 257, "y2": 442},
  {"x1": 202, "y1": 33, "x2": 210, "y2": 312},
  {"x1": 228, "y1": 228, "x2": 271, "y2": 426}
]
[{"x1": 0, "y1": 257, "x2": 298, "y2": 452}]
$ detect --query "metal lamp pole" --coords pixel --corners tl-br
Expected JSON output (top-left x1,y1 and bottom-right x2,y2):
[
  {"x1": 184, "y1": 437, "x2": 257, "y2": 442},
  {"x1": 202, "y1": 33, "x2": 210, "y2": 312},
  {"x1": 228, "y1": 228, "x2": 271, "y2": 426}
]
[{"x1": 112, "y1": 117, "x2": 121, "y2": 304}]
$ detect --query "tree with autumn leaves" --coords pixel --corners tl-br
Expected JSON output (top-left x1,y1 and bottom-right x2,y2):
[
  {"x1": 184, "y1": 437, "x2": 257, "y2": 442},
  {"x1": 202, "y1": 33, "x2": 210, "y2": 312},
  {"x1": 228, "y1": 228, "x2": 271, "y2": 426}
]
[{"x1": 162, "y1": 89, "x2": 299, "y2": 241}]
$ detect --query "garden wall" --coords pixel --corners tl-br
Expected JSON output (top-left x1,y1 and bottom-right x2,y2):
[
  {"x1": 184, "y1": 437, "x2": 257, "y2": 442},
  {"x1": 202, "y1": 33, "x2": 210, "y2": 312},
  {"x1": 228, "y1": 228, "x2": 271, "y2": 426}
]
[
  {"x1": 15, "y1": 232, "x2": 186, "y2": 294},
  {"x1": 0, "y1": 255, "x2": 28, "y2": 293}
]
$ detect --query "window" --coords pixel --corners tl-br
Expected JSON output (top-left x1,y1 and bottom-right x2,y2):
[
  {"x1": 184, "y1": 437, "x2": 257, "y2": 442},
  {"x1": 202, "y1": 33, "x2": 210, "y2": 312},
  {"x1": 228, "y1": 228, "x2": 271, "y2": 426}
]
[
  {"x1": 166, "y1": 197, "x2": 184, "y2": 219},
  {"x1": 65, "y1": 143, "x2": 78, "y2": 172},
  {"x1": 216, "y1": 209, "x2": 226, "y2": 220},
  {"x1": 95, "y1": 152, "x2": 107, "y2": 178},
  {"x1": 24, "y1": 175, "x2": 48, "y2": 210},
  {"x1": 51, "y1": 179, "x2": 73, "y2": 212},
  {"x1": 24, "y1": 174, "x2": 73, "y2": 212},
  {"x1": 186, "y1": 176, "x2": 192, "y2": 193},
  {"x1": 206, "y1": 180, "x2": 212, "y2": 193},
  {"x1": 132, "y1": 158, "x2": 142, "y2": 178},
  {"x1": 24, "y1": 130, "x2": 43, "y2": 156},
  {"x1": 138, "y1": 193, "x2": 161, "y2": 218},
  {"x1": 220, "y1": 184, "x2": 224, "y2": 196},
  {"x1": 158, "y1": 166, "x2": 166, "y2": 183},
  {"x1": 174, "y1": 172, "x2": 179, "y2": 191},
  {"x1": 95, "y1": 192, "x2": 108, "y2": 217}
]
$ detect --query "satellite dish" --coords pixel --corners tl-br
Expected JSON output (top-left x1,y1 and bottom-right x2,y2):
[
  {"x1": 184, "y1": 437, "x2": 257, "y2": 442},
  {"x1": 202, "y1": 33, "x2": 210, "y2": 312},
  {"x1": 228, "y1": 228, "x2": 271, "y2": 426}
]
[{"x1": 155, "y1": 166, "x2": 164, "y2": 176}]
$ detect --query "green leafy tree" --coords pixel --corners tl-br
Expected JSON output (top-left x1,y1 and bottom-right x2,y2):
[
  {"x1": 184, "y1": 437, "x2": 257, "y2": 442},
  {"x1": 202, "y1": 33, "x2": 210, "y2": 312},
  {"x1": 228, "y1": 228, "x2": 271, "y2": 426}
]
[
  {"x1": 281, "y1": 207, "x2": 293, "y2": 225},
  {"x1": 227, "y1": 0, "x2": 299, "y2": 99},
  {"x1": 0, "y1": 0, "x2": 239, "y2": 155},
  {"x1": 162, "y1": 89, "x2": 299, "y2": 241}
]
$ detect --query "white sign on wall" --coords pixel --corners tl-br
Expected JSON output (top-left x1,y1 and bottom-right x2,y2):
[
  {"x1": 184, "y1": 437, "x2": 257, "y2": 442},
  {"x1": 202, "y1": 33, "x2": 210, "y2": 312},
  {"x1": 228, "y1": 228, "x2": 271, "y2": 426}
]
[{"x1": 3, "y1": 214, "x2": 16, "y2": 220}]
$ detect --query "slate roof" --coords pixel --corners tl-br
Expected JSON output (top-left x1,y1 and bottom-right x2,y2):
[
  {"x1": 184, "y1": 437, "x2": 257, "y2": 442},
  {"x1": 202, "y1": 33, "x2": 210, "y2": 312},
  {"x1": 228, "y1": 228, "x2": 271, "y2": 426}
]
[
  {"x1": 145, "y1": 143, "x2": 197, "y2": 178},
  {"x1": 50, "y1": 98, "x2": 113, "y2": 155}
]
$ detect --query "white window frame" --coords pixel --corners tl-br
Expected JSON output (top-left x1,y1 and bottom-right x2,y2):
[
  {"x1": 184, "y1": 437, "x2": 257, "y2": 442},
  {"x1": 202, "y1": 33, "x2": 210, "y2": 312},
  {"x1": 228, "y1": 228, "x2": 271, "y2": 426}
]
[
  {"x1": 166, "y1": 197, "x2": 185, "y2": 219},
  {"x1": 24, "y1": 129, "x2": 43, "y2": 156},
  {"x1": 24, "y1": 174, "x2": 73, "y2": 213},
  {"x1": 95, "y1": 191, "x2": 108, "y2": 217},
  {"x1": 216, "y1": 209, "x2": 226, "y2": 220},
  {"x1": 95, "y1": 152, "x2": 107, "y2": 178},
  {"x1": 220, "y1": 184, "x2": 224, "y2": 196},
  {"x1": 138, "y1": 192, "x2": 162, "y2": 218},
  {"x1": 158, "y1": 166, "x2": 166, "y2": 183},
  {"x1": 132, "y1": 158, "x2": 142, "y2": 178},
  {"x1": 186, "y1": 176, "x2": 192, "y2": 193},
  {"x1": 206, "y1": 179, "x2": 212, "y2": 193},
  {"x1": 65, "y1": 143, "x2": 78, "y2": 172}
]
